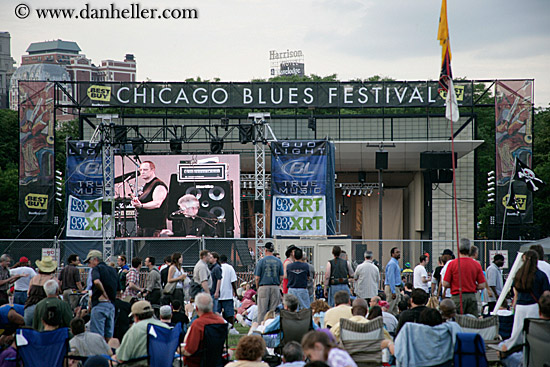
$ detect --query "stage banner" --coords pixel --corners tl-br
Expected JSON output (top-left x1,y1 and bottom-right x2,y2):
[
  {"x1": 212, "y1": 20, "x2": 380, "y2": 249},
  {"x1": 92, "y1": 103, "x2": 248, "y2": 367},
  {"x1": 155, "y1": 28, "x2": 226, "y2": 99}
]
[
  {"x1": 66, "y1": 141, "x2": 103, "y2": 237},
  {"x1": 76, "y1": 81, "x2": 473, "y2": 109},
  {"x1": 272, "y1": 196, "x2": 326, "y2": 236},
  {"x1": 495, "y1": 80, "x2": 534, "y2": 224},
  {"x1": 271, "y1": 141, "x2": 328, "y2": 196},
  {"x1": 271, "y1": 140, "x2": 329, "y2": 236},
  {"x1": 18, "y1": 81, "x2": 55, "y2": 223}
]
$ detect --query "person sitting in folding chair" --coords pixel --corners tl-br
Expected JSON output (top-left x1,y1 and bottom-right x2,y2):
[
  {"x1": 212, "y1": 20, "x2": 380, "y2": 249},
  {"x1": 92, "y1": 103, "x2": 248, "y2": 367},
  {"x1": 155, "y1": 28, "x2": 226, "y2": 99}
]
[
  {"x1": 114, "y1": 300, "x2": 169, "y2": 366},
  {"x1": 262, "y1": 294, "x2": 318, "y2": 350},
  {"x1": 181, "y1": 292, "x2": 227, "y2": 367}
]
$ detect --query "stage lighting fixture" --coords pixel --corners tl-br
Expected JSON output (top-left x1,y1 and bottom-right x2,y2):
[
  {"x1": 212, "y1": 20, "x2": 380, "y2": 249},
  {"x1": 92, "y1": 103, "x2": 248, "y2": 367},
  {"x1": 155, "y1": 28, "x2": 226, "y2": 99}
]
[
  {"x1": 170, "y1": 139, "x2": 182, "y2": 153},
  {"x1": 220, "y1": 117, "x2": 229, "y2": 129},
  {"x1": 368, "y1": 189, "x2": 373, "y2": 197},
  {"x1": 353, "y1": 190, "x2": 357, "y2": 196},
  {"x1": 358, "y1": 189, "x2": 362, "y2": 195},
  {"x1": 131, "y1": 137, "x2": 145, "y2": 155},
  {"x1": 238, "y1": 124, "x2": 254, "y2": 144},
  {"x1": 308, "y1": 117, "x2": 316, "y2": 131},
  {"x1": 210, "y1": 137, "x2": 224, "y2": 154}
]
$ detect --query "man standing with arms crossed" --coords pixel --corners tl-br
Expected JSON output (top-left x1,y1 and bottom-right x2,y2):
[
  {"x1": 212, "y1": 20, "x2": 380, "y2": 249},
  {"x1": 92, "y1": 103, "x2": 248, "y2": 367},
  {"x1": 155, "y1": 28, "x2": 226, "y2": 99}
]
[
  {"x1": 254, "y1": 242, "x2": 283, "y2": 323},
  {"x1": 384, "y1": 247, "x2": 402, "y2": 314}
]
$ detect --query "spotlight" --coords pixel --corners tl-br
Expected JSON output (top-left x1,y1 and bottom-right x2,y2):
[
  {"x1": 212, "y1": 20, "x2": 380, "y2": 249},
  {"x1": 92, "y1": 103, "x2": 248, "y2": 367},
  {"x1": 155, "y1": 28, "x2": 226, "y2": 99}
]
[
  {"x1": 238, "y1": 124, "x2": 254, "y2": 144},
  {"x1": 131, "y1": 137, "x2": 145, "y2": 155},
  {"x1": 220, "y1": 117, "x2": 229, "y2": 129},
  {"x1": 170, "y1": 139, "x2": 182, "y2": 153},
  {"x1": 210, "y1": 137, "x2": 224, "y2": 154},
  {"x1": 368, "y1": 189, "x2": 373, "y2": 197},
  {"x1": 358, "y1": 189, "x2": 362, "y2": 195},
  {"x1": 308, "y1": 117, "x2": 316, "y2": 131}
]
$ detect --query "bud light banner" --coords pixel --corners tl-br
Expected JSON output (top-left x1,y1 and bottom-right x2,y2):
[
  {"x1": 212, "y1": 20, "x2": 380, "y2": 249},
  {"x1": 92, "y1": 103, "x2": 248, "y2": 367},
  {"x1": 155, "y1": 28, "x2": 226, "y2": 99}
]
[
  {"x1": 272, "y1": 196, "x2": 326, "y2": 236},
  {"x1": 272, "y1": 140, "x2": 333, "y2": 236},
  {"x1": 66, "y1": 141, "x2": 103, "y2": 237},
  {"x1": 271, "y1": 141, "x2": 327, "y2": 195}
]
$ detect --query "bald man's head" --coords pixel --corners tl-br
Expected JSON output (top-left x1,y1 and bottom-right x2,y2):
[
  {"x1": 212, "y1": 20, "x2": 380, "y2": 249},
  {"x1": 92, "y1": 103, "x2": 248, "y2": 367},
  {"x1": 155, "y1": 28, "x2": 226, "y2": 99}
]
[{"x1": 352, "y1": 297, "x2": 369, "y2": 317}]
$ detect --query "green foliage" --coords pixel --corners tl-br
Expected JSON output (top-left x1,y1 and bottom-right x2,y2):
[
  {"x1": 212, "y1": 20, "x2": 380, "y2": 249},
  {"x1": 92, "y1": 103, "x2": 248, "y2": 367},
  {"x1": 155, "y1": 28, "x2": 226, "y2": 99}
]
[
  {"x1": 532, "y1": 107, "x2": 550, "y2": 238},
  {"x1": 0, "y1": 110, "x2": 19, "y2": 236},
  {"x1": 0, "y1": 109, "x2": 19, "y2": 170}
]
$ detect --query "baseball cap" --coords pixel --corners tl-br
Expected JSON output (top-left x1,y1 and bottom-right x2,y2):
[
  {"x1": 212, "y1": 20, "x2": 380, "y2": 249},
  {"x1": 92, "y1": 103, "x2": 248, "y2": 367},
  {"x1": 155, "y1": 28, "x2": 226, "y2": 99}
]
[
  {"x1": 159, "y1": 305, "x2": 172, "y2": 318},
  {"x1": 83, "y1": 250, "x2": 102, "y2": 263},
  {"x1": 19, "y1": 256, "x2": 29, "y2": 263},
  {"x1": 264, "y1": 242, "x2": 275, "y2": 252},
  {"x1": 285, "y1": 244, "x2": 299, "y2": 258},
  {"x1": 131, "y1": 300, "x2": 153, "y2": 316},
  {"x1": 442, "y1": 249, "x2": 454, "y2": 256}
]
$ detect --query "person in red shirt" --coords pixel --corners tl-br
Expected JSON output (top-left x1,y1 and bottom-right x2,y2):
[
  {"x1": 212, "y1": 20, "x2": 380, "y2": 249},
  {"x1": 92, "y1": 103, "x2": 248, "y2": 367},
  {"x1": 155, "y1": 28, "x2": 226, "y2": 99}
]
[
  {"x1": 282, "y1": 245, "x2": 298, "y2": 294},
  {"x1": 182, "y1": 292, "x2": 226, "y2": 367},
  {"x1": 442, "y1": 238, "x2": 487, "y2": 317}
]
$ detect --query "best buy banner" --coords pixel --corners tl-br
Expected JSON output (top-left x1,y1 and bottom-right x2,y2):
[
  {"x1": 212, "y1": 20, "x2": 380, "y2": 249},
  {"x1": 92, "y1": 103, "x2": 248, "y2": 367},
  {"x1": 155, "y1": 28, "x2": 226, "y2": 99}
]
[
  {"x1": 66, "y1": 141, "x2": 103, "y2": 237},
  {"x1": 272, "y1": 140, "x2": 329, "y2": 236}
]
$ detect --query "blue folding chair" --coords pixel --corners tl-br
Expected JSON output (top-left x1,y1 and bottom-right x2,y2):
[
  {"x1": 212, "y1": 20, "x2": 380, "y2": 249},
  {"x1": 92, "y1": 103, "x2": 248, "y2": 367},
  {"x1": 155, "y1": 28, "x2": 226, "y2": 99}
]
[
  {"x1": 148, "y1": 322, "x2": 182, "y2": 367},
  {"x1": 453, "y1": 332, "x2": 488, "y2": 367},
  {"x1": 16, "y1": 327, "x2": 69, "y2": 367}
]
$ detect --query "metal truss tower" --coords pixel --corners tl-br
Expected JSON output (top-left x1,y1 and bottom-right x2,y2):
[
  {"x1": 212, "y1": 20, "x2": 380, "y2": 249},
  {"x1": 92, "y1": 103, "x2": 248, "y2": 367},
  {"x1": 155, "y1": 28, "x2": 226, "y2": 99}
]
[{"x1": 90, "y1": 114, "x2": 118, "y2": 263}]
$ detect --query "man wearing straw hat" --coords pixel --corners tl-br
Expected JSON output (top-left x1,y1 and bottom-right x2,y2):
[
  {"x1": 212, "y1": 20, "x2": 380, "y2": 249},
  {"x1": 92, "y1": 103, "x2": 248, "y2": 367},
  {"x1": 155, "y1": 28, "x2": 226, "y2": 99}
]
[{"x1": 84, "y1": 250, "x2": 118, "y2": 341}]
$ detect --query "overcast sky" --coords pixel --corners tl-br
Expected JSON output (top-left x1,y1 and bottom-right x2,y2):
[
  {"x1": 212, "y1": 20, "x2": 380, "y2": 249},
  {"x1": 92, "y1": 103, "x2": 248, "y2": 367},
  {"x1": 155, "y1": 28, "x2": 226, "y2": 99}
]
[{"x1": 3, "y1": 0, "x2": 550, "y2": 107}]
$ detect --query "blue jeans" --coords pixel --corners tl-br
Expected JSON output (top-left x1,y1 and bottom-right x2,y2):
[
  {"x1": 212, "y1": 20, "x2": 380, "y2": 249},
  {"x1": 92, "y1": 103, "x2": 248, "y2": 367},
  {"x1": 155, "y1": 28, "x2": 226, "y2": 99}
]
[
  {"x1": 90, "y1": 301, "x2": 115, "y2": 338},
  {"x1": 24, "y1": 304, "x2": 36, "y2": 326},
  {"x1": 212, "y1": 297, "x2": 219, "y2": 314},
  {"x1": 328, "y1": 284, "x2": 350, "y2": 307},
  {"x1": 288, "y1": 288, "x2": 311, "y2": 310},
  {"x1": 13, "y1": 291, "x2": 27, "y2": 305}
]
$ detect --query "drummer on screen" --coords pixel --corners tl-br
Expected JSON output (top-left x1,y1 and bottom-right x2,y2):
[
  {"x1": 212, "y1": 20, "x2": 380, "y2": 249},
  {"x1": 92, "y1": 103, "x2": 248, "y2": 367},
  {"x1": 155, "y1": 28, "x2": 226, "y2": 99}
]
[
  {"x1": 170, "y1": 194, "x2": 219, "y2": 237},
  {"x1": 131, "y1": 161, "x2": 168, "y2": 237}
]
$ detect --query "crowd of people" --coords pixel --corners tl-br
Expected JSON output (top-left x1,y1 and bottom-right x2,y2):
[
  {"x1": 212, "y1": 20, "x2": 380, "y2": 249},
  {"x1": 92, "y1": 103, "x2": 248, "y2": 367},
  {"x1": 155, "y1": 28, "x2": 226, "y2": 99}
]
[{"x1": 0, "y1": 237, "x2": 547, "y2": 367}]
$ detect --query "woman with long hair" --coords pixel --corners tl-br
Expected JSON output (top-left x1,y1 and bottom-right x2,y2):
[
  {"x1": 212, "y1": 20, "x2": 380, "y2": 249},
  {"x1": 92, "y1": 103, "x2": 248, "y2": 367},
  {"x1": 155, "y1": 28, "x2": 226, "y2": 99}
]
[
  {"x1": 301, "y1": 330, "x2": 357, "y2": 367},
  {"x1": 503, "y1": 250, "x2": 550, "y2": 350},
  {"x1": 24, "y1": 256, "x2": 58, "y2": 326},
  {"x1": 167, "y1": 252, "x2": 186, "y2": 305}
]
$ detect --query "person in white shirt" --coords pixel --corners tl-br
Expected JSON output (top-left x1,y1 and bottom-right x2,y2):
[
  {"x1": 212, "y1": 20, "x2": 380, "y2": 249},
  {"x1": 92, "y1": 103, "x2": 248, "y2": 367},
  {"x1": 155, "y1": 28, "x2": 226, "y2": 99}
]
[
  {"x1": 353, "y1": 251, "x2": 380, "y2": 303},
  {"x1": 218, "y1": 254, "x2": 237, "y2": 326},
  {"x1": 413, "y1": 255, "x2": 430, "y2": 293},
  {"x1": 10, "y1": 256, "x2": 36, "y2": 305},
  {"x1": 530, "y1": 244, "x2": 550, "y2": 282}
]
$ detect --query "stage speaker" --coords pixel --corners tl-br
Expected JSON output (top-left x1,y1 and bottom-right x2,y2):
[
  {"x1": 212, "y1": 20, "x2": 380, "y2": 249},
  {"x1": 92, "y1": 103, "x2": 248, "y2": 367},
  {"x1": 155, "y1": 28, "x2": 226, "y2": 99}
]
[
  {"x1": 420, "y1": 151, "x2": 457, "y2": 169},
  {"x1": 167, "y1": 175, "x2": 234, "y2": 237},
  {"x1": 254, "y1": 200, "x2": 264, "y2": 214},
  {"x1": 375, "y1": 151, "x2": 388, "y2": 170}
]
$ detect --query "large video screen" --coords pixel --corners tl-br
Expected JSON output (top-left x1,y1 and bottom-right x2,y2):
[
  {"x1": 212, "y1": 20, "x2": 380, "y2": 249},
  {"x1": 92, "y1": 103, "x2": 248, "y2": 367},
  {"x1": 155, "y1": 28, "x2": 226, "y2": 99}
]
[{"x1": 114, "y1": 154, "x2": 240, "y2": 238}]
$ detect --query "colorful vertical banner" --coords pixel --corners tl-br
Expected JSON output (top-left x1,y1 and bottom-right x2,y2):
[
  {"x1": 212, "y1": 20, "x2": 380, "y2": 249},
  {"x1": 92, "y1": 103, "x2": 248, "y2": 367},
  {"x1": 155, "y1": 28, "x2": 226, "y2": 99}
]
[
  {"x1": 271, "y1": 140, "x2": 331, "y2": 236},
  {"x1": 18, "y1": 81, "x2": 55, "y2": 223},
  {"x1": 495, "y1": 80, "x2": 534, "y2": 224},
  {"x1": 66, "y1": 141, "x2": 103, "y2": 237}
]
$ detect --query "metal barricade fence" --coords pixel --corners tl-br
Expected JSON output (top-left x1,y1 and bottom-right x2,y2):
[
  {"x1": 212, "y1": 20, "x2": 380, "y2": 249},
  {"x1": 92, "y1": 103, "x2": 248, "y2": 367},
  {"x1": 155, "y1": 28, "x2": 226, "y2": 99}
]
[{"x1": 0, "y1": 238, "x2": 534, "y2": 279}]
